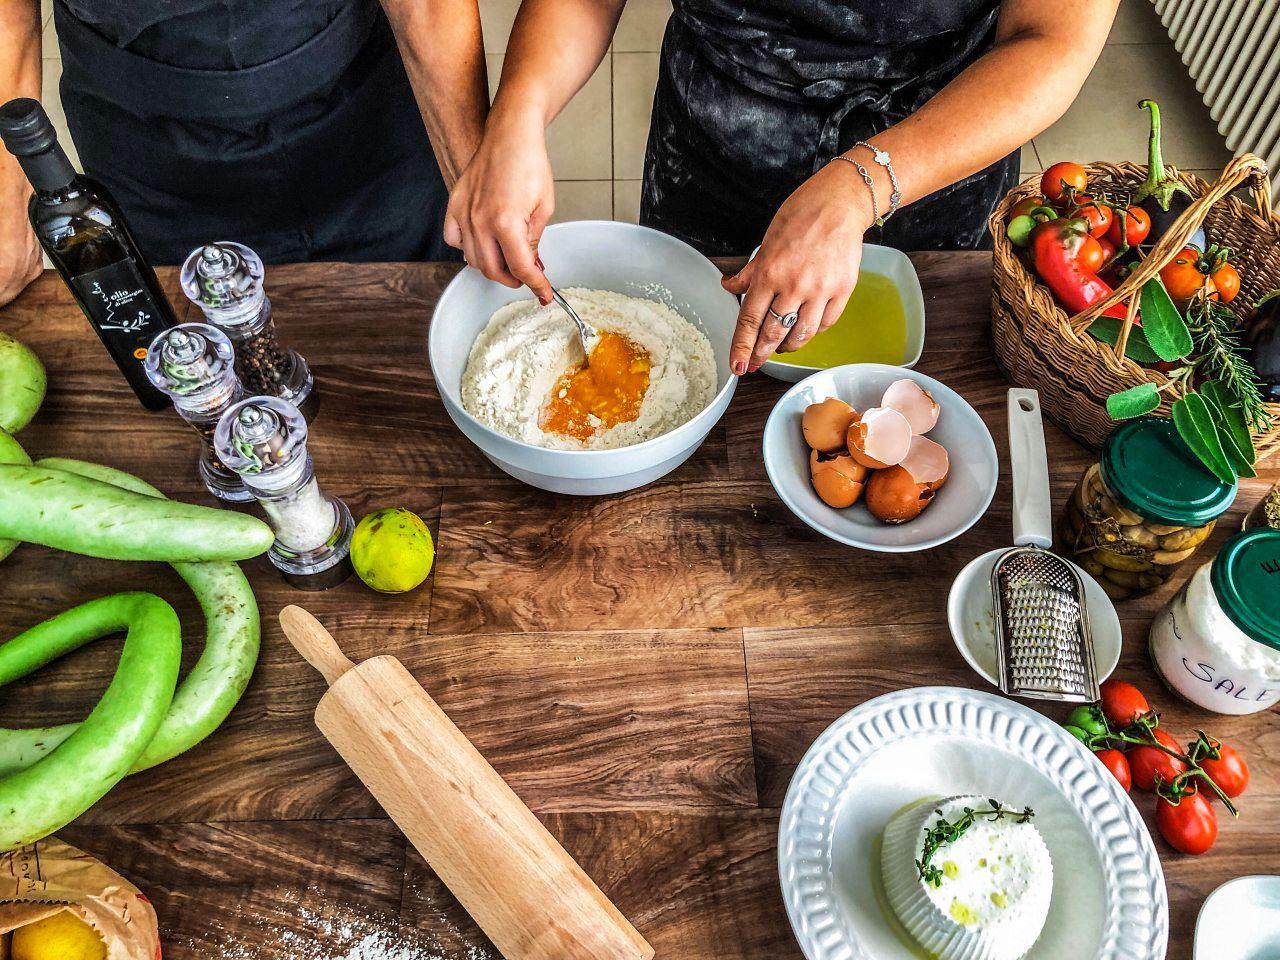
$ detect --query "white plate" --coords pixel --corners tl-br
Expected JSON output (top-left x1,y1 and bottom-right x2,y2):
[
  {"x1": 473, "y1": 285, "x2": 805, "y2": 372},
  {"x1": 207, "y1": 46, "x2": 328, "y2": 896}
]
[
  {"x1": 1194, "y1": 876, "x2": 1280, "y2": 959},
  {"x1": 778, "y1": 686, "x2": 1168, "y2": 960},
  {"x1": 762, "y1": 364, "x2": 999, "y2": 552},
  {"x1": 947, "y1": 548, "x2": 1123, "y2": 690}
]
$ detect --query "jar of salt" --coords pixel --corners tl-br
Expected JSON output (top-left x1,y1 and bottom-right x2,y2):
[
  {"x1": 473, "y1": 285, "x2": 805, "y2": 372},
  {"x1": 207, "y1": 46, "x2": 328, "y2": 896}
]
[
  {"x1": 214, "y1": 396, "x2": 353, "y2": 589},
  {"x1": 144, "y1": 323, "x2": 250, "y2": 502},
  {"x1": 180, "y1": 242, "x2": 317, "y2": 421}
]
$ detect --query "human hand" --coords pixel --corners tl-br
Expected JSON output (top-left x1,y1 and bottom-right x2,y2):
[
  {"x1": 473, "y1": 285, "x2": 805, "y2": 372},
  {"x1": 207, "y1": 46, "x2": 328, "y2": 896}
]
[
  {"x1": 721, "y1": 162, "x2": 876, "y2": 374},
  {"x1": 444, "y1": 110, "x2": 554, "y2": 304},
  {"x1": 0, "y1": 170, "x2": 41, "y2": 308}
]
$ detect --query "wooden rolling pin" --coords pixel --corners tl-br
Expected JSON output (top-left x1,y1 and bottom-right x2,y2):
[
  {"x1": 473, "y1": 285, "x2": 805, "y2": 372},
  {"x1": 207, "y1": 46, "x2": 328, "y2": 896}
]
[{"x1": 278, "y1": 606, "x2": 653, "y2": 960}]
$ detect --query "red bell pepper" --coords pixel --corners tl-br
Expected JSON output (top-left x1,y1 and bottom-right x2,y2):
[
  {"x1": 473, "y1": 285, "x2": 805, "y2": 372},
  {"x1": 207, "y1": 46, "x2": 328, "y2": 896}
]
[{"x1": 1031, "y1": 217, "x2": 1131, "y2": 320}]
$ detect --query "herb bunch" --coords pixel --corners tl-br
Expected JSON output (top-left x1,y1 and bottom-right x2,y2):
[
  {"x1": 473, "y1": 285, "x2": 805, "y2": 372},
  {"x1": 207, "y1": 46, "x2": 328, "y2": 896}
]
[{"x1": 915, "y1": 801, "x2": 1035, "y2": 888}]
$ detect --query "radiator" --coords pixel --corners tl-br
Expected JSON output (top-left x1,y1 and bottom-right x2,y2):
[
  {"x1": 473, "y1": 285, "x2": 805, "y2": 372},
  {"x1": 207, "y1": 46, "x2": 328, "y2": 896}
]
[{"x1": 1154, "y1": 0, "x2": 1280, "y2": 197}]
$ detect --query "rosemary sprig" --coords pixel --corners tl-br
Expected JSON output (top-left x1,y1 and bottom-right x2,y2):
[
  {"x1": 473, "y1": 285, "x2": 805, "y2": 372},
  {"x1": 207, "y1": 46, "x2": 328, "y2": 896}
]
[
  {"x1": 1181, "y1": 299, "x2": 1274, "y2": 433},
  {"x1": 915, "y1": 802, "x2": 1035, "y2": 888}
]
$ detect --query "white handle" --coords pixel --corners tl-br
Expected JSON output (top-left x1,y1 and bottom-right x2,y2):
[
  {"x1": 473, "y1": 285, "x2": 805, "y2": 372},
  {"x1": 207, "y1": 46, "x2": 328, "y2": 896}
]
[{"x1": 1007, "y1": 389, "x2": 1052, "y2": 548}]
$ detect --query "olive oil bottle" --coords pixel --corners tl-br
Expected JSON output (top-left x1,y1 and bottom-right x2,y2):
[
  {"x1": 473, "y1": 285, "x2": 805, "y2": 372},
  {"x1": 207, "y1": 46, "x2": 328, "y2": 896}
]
[{"x1": 0, "y1": 98, "x2": 177, "y2": 409}]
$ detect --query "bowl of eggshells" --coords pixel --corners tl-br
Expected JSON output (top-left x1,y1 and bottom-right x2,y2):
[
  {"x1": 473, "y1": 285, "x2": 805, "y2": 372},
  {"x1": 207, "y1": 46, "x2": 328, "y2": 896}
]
[{"x1": 762, "y1": 363, "x2": 999, "y2": 552}]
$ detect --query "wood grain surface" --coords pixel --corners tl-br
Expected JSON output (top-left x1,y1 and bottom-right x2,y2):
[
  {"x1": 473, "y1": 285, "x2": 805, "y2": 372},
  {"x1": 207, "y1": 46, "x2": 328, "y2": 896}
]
[{"x1": 2, "y1": 257, "x2": 1277, "y2": 960}]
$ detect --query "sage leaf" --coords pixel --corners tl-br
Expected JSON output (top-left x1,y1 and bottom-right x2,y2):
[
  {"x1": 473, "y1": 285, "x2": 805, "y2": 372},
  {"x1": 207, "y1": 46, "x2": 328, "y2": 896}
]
[
  {"x1": 1172, "y1": 393, "x2": 1238, "y2": 484},
  {"x1": 1199, "y1": 380, "x2": 1257, "y2": 477},
  {"x1": 1107, "y1": 383, "x2": 1161, "y2": 420},
  {"x1": 1140, "y1": 277, "x2": 1193, "y2": 361},
  {"x1": 1087, "y1": 317, "x2": 1161, "y2": 364}
]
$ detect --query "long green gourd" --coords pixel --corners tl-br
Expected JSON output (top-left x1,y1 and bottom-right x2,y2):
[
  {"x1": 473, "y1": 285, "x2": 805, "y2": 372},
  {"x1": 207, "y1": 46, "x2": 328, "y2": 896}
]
[
  {"x1": 0, "y1": 463, "x2": 274, "y2": 562},
  {"x1": 0, "y1": 592, "x2": 181, "y2": 849},
  {"x1": 0, "y1": 459, "x2": 262, "y2": 778},
  {"x1": 0, "y1": 428, "x2": 31, "y2": 563}
]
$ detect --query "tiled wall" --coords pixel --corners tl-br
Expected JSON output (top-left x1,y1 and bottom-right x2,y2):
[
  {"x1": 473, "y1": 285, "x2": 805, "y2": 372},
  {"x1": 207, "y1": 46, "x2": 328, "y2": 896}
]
[{"x1": 38, "y1": 0, "x2": 1232, "y2": 225}]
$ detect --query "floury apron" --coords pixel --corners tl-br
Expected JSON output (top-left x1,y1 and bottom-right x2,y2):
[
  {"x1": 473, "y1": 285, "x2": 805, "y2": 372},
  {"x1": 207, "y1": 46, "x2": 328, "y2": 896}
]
[
  {"x1": 52, "y1": 0, "x2": 455, "y2": 264},
  {"x1": 641, "y1": 0, "x2": 1021, "y2": 255}
]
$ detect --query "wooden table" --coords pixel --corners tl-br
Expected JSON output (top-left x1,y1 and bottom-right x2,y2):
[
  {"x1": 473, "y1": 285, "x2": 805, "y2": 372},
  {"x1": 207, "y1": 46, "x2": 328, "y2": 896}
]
[{"x1": 1, "y1": 257, "x2": 1276, "y2": 960}]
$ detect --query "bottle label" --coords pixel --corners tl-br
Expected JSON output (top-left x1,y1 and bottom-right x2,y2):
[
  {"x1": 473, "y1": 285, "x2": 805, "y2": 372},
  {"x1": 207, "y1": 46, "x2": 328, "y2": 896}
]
[{"x1": 69, "y1": 259, "x2": 173, "y2": 403}]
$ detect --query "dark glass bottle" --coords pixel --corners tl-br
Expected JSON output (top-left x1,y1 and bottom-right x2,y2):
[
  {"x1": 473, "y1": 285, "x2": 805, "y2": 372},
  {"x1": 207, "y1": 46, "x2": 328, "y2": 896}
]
[{"x1": 0, "y1": 98, "x2": 177, "y2": 410}]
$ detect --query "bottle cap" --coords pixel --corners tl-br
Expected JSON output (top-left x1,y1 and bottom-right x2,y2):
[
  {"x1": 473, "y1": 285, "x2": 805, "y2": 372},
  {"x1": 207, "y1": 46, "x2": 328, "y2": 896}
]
[
  {"x1": 144, "y1": 324, "x2": 238, "y2": 411},
  {"x1": 1101, "y1": 418, "x2": 1237, "y2": 528},
  {"x1": 0, "y1": 98, "x2": 77, "y2": 191},
  {"x1": 215, "y1": 396, "x2": 309, "y2": 490},
  {"x1": 1211, "y1": 528, "x2": 1280, "y2": 651},
  {"x1": 180, "y1": 242, "x2": 266, "y2": 327}
]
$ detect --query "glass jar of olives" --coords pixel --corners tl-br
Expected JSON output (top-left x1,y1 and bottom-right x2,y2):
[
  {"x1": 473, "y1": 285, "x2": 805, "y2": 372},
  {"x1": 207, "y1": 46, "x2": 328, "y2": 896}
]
[{"x1": 1059, "y1": 419, "x2": 1237, "y2": 601}]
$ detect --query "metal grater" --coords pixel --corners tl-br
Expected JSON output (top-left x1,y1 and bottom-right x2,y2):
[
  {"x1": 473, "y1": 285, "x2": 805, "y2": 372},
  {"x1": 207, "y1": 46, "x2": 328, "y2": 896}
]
[{"x1": 992, "y1": 545, "x2": 1099, "y2": 702}]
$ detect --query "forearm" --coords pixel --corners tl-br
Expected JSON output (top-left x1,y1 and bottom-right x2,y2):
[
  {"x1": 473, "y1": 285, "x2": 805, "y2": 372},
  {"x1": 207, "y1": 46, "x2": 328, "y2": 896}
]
[
  {"x1": 1, "y1": 0, "x2": 42, "y2": 186},
  {"x1": 381, "y1": 0, "x2": 488, "y2": 187}
]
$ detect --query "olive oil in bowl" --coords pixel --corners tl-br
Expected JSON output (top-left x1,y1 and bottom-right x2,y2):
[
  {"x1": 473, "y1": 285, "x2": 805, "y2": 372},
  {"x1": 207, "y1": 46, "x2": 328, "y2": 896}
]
[{"x1": 775, "y1": 272, "x2": 908, "y2": 369}]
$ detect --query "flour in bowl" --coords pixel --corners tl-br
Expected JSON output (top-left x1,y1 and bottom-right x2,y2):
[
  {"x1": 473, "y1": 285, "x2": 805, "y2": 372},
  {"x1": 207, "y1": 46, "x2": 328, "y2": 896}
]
[{"x1": 461, "y1": 288, "x2": 717, "y2": 450}]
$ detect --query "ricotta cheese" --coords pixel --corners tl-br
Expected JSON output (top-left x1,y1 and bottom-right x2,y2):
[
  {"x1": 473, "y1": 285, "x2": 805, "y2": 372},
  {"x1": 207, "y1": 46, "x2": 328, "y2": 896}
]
[{"x1": 880, "y1": 795, "x2": 1053, "y2": 960}]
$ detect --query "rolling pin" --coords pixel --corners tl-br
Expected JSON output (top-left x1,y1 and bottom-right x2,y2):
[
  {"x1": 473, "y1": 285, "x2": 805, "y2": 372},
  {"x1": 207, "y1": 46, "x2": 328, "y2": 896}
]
[{"x1": 278, "y1": 605, "x2": 654, "y2": 960}]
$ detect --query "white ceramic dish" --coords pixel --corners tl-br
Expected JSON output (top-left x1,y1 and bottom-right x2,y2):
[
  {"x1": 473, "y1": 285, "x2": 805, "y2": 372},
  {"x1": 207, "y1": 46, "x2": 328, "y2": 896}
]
[
  {"x1": 1194, "y1": 876, "x2": 1280, "y2": 959},
  {"x1": 948, "y1": 548, "x2": 1123, "y2": 689},
  {"x1": 778, "y1": 686, "x2": 1169, "y2": 960},
  {"x1": 762, "y1": 364, "x2": 998, "y2": 552},
  {"x1": 758, "y1": 244, "x2": 926, "y2": 383},
  {"x1": 428, "y1": 221, "x2": 740, "y2": 495}
]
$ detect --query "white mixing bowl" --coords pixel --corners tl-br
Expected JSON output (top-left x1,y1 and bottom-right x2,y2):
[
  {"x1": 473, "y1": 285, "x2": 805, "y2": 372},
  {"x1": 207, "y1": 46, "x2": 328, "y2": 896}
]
[{"x1": 428, "y1": 221, "x2": 740, "y2": 495}]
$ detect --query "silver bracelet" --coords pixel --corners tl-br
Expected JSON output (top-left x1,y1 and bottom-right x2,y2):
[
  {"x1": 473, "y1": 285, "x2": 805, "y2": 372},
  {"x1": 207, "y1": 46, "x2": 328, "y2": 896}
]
[
  {"x1": 831, "y1": 155, "x2": 882, "y2": 226},
  {"x1": 852, "y1": 141, "x2": 902, "y2": 223}
]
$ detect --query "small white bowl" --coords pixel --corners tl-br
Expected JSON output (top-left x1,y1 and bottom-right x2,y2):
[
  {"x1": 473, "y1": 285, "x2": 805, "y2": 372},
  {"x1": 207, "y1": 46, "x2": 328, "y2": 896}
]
[
  {"x1": 1195, "y1": 876, "x2": 1280, "y2": 959},
  {"x1": 428, "y1": 221, "x2": 739, "y2": 495},
  {"x1": 758, "y1": 244, "x2": 926, "y2": 383},
  {"x1": 762, "y1": 364, "x2": 998, "y2": 552}
]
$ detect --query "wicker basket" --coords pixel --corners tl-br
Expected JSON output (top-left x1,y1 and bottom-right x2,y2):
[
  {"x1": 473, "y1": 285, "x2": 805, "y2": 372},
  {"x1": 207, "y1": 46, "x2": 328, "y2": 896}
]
[{"x1": 989, "y1": 153, "x2": 1280, "y2": 457}]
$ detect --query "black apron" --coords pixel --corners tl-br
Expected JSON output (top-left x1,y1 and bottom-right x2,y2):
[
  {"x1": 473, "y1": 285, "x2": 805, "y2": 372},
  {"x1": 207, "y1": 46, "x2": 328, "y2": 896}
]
[
  {"x1": 53, "y1": 0, "x2": 455, "y2": 265},
  {"x1": 641, "y1": 0, "x2": 1020, "y2": 256}
]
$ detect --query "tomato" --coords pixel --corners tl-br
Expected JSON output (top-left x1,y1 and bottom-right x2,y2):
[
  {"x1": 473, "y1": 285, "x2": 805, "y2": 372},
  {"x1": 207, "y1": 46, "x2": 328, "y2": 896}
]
[
  {"x1": 1200, "y1": 740, "x2": 1249, "y2": 798},
  {"x1": 1072, "y1": 196, "x2": 1114, "y2": 239},
  {"x1": 1065, "y1": 705, "x2": 1110, "y2": 739},
  {"x1": 1156, "y1": 791, "x2": 1217, "y2": 855},
  {"x1": 1210, "y1": 261, "x2": 1240, "y2": 304},
  {"x1": 1097, "y1": 236, "x2": 1117, "y2": 264},
  {"x1": 1010, "y1": 195, "x2": 1048, "y2": 219},
  {"x1": 1063, "y1": 725, "x2": 1091, "y2": 745},
  {"x1": 1160, "y1": 247, "x2": 1216, "y2": 307},
  {"x1": 1130, "y1": 729, "x2": 1188, "y2": 791},
  {"x1": 1094, "y1": 748, "x2": 1132, "y2": 792},
  {"x1": 1099, "y1": 679, "x2": 1150, "y2": 728},
  {"x1": 1106, "y1": 206, "x2": 1152, "y2": 246},
  {"x1": 1041, "y1": 162, "x2": 1089, "y2": 205},
  {"x1": 1077, "y1": 235, "x2": 1106, "y2": 274}
]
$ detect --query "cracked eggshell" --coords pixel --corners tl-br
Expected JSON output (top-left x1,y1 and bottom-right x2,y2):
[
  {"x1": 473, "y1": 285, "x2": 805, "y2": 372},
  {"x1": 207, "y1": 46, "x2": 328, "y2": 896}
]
[
  {"x1": 899, "y1": 435, "x2": 950, "y2": 488},
  {"x1": 809, "y1": 449, "x2": 867, "y2": 508},
  {"x1": 881, "y1": 379, "x2": 940, "y2": 435},
  {"x1": 864, "y1": 465, "x2": 939, "y2": 524},
  {"x1": 846, "y1": 407, "x2": 913, "y2": 470},
  {"x1": 802, "y1": 397, "x2": 858, "y2": 453}
]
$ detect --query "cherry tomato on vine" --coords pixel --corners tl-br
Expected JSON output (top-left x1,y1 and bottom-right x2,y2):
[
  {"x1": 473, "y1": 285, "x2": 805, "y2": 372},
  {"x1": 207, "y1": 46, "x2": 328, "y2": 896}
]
[
  {"x1": 1077, "y1": 235, "x2": 1106, "y2": 274},
  {"x1": 1010, "y1": 195, "x2": 1049, "y2": 219},
  {"x1": 1130, "y1": 728, "x2": 1188, "y2": 792},
  {"x1": 1200, "y1": 740, "x2": 1249, "y2": 798},
  {"x1": 1160, "y1": 247, "x2": 1217, "y2": 307},
  {"x1": 1210, "y1": 261, "x2": 1241, "y2": 304},
  {"x1": 1094, "y1": 748, "x2": 1132, "y2": 792},
  {"x1": 1156, "y1": 791, "x2": 1217, "y2": 855},
  {"x1": 1071, "y1": 196, "x2": 1114, "y2": 239},
  {"x1": 1065, "y1": 705, "x2": 1110, "y2": 739},
  {"x1": 1106, "y1": 206, "x2": 1152, "y2": 247},
  {"x1": 1099, "y1": 679, "x2": 1150, "y2": 728},
  {"x1": 1097, "y1": 236, "x2": 1118, "y2": 264},
  {"x1": 1041, "y1": 162, "x2": 1088, "y2": 205}
]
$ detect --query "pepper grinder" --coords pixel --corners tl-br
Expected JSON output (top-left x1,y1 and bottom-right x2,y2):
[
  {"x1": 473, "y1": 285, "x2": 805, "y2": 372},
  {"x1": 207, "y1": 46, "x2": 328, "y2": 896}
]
[
  {"x1": 144, "y1": 324, "x2": 251, "y2": 502},
  {"x1": 180, "y1": 241, "x2": 318, "y2": 421},
  {"x1": 214, "y1": 396, "x2": 353, "y2": 589}
]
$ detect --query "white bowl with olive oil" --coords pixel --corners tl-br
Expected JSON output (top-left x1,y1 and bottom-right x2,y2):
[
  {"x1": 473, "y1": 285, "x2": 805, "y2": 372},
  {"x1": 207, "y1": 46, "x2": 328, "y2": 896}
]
[{"x1": 757, "y1": 244, "x2": 925, "y2": 382}]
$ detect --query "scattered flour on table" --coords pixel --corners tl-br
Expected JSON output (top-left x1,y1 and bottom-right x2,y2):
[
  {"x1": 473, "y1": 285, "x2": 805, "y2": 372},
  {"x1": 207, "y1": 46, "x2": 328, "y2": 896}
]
[{"x1": 461, "y1": 287, "x2": 717, "y2": 450}]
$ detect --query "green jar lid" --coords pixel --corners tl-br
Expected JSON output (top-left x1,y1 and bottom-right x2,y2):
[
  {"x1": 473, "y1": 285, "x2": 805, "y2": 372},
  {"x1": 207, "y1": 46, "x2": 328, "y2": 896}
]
[
  {"x1": 1211, "y1": 529, "x2": 1280, "y2": 651},
  {"x1": 1101, "y1": 419, "x2": 1237, "y2": 527}
]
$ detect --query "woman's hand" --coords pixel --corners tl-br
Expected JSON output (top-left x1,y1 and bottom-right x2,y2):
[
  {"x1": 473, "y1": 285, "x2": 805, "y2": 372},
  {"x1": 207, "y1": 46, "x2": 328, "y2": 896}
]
[
  {"x1": 444, "y1": 110, "x2": 554, "y2": 303},
  {"x1": 722, "y1": 162, "x2": 876, "y2": 374},
  {"x1": 0, "y1": 172, "x2": 41, "y2": 308}
]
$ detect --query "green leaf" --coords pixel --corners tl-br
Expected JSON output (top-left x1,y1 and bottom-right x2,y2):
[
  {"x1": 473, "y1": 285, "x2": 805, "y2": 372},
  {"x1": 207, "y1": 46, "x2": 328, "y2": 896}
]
[
  {"x1": 1172, "y1": 394, "x2": 1239, "y2": 484},
  {"x1": 1139, "y1": 278, "x2": 1194, "y2": 362},
  {"x1": 1107, "y1": 383, "x2": 1162, "y2": 420},
  {"x1": 1087, "y1": 318, "x2": 1162, "y2": 364},
  {"x1": 1200, "y1": 380, "x2": 1258, "y2": 477}
]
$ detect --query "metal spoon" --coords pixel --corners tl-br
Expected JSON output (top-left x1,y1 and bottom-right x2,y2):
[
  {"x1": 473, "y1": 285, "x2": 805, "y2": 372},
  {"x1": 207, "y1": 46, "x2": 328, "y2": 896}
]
[{"x1": 549, "y1": 286, "x2": 599, "y2": 357}]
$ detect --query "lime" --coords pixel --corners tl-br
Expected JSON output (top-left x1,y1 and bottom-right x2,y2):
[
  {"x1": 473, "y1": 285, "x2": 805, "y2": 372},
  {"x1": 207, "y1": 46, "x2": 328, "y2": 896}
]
[
  {"x1": 12, "y1": 911, "x2": 106, "y2": 960},
  {"x1": 351, "y1": 508, "x2": 435, "y2": 594}
]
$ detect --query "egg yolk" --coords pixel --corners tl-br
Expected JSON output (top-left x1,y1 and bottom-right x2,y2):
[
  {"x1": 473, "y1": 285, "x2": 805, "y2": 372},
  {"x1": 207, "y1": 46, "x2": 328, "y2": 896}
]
[{"x1": 542, "y1": 332, "x2": 651, "y2": 441}]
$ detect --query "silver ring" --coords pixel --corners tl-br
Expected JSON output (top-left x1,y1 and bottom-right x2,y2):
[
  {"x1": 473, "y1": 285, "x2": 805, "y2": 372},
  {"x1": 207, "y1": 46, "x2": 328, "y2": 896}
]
[{"x1": 768, "y1": 306, "x2": 800, "y2": 328}]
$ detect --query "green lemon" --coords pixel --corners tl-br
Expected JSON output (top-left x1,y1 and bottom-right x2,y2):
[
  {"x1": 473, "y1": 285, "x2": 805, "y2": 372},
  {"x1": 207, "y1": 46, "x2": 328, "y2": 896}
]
[{"x1": 351, "y1": 508, "x2": 435, "y2": 594}]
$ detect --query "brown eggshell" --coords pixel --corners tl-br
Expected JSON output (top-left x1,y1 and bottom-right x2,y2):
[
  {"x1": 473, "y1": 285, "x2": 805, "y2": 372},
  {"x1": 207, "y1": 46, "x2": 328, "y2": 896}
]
[
  {"x1": 809, "y1": 450, "x2": 867, "y2": 508},
  {"x1": 881, "y1": 379, "x2": 941, "y2": 435},
  {"x1": 802, "y1": 397, "x2": 858, "y2": 452},
  {"x1": 846, "y1": 407, "x2": 913, "y2": 469},
  {"x1": 865, "y1": 464, "x2": 938, "y2": 524},
  {"x1": 899, "y1": 435, "x2": 950, "y2": 486}
]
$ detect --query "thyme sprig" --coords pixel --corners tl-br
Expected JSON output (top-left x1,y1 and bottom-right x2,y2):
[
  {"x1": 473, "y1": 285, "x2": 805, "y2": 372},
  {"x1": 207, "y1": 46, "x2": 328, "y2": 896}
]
[{"x1": 915, "y1": 802, "x2": 1035, "y2": 888}]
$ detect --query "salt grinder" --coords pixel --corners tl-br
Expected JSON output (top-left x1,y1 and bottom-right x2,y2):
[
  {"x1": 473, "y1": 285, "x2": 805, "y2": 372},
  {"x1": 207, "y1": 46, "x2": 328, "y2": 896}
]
[
  {"x1": 214, "y1": 396, "x2": 353, "y2": 589},
  {"x1": 180, "y1": 241, "x2": 317, "y2": 421},
  {"x1": 144, "y1": 324, "x2": 250, "y2": 502}
]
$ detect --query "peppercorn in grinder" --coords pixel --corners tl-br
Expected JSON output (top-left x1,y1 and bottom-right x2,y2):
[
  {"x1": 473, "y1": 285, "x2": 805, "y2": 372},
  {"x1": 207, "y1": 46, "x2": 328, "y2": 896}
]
[
  {"x1": 180, "y1": 242, "x2": 317, "y2": 421},
  {"x1": 215, "y1": 396, "x2": 353, "y2": 589}
]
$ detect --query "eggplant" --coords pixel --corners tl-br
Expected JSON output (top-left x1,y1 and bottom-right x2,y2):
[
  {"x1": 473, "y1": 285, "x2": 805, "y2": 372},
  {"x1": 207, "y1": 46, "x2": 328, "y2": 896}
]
[
  {"x1": 1249, "y1": 293, "x2": 1280, "y2": 402},
  {"x1": 1133, "y1": 100, "x2": 1206, "y2": 249}
]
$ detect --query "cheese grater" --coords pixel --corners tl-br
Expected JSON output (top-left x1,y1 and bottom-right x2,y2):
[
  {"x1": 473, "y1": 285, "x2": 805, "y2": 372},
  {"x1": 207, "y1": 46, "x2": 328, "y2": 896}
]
[{"x1": 992, "y1": 390, "x2": 1099, "y2": 702}]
